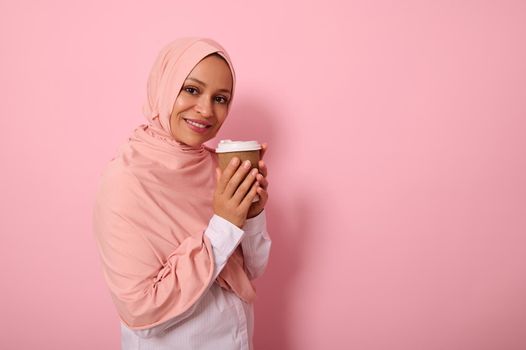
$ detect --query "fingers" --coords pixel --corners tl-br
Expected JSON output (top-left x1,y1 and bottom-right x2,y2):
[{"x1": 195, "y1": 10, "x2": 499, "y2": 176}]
[
  {"x1": 223, "y1": 159, "x2": 254, "y2": 197},
  {"x1": 258, "y1": 160, "x2": 268, "y2": 178},
  {"x1": 216, "y1": 153, "x2": 268, "y2": 222},
  {"x1": 233, "y1": 168, "x2": 259, "y2": 203},
  {"x1": 256, "y1": 173, "x2": 268, "y2": 190},
  {"x1": 246, "y1": 187, "x2": 268, "y2": 218},
  {"x1": 256, "y1": 187, "x2": 269, "y2": 208},
  {"x1": 255, "y1": 160, "x2": 268, "y2": 192},
  {"x1": 240, "y1": 180, "x2": 261, "y2": 210},
  {"x1": 260, "y1": 143, "x2": 268, "y2": 159},
  {"x1": 217, "y1": 157, "x2": 241, "y2": 192}
]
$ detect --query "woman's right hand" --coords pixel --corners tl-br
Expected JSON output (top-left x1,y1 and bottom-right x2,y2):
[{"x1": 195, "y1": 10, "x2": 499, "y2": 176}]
[{"x1": 213, "y1": 157, "x2": 260, "y2": 228}]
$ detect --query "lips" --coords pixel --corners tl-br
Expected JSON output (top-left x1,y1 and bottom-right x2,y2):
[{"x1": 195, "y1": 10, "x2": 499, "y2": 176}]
[
  {"x1": 183, "y1": 118, "x2": 212, "y2": 127},
  {"x1": 183, "y1": 118, "x2": 212, "y2": 134}
]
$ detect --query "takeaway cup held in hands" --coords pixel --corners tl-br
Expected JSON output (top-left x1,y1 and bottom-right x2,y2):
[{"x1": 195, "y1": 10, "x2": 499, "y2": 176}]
[{"x1": 216, "y1": 140, "x2": 262, "y2": 201}]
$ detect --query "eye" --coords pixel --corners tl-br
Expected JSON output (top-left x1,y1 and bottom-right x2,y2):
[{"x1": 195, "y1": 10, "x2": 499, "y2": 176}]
[
  {"x1": 184, "y1": 86, "x2": 199, "y2": 95},
  {"x1": 215, "y1": 96, "x2": 229, "y2": 104}
]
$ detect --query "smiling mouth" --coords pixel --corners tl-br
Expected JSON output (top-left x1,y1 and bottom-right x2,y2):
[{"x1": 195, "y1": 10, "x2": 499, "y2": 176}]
[{"x1": 183, "y1": 118, "x2": 212, "y2": 129}]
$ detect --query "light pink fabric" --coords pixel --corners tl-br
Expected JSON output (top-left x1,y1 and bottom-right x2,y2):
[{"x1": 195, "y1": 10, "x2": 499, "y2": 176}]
[
  {"x1": 143, "y1": 37, "x2": 236, "y2": 139},
  {"x1": 92, "y1": 38, "x2": 255, "y2": 330}
]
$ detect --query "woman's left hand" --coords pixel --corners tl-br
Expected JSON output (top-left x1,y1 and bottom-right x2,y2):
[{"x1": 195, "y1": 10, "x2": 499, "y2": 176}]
[{"x1": 247, "y1": 143, "x2": 269, "y2": 219}]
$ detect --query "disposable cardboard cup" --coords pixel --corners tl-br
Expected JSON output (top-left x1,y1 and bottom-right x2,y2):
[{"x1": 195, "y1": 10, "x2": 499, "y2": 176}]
[
  {"x1": 216, "y1": 140, "x2": 262, "y2": 201},
  {"x1": 216, "y1": 140, "x2": 262, "y2": 171},
  {"x1": 217, "y1": 150, "x2": 260, "y2": 172}
]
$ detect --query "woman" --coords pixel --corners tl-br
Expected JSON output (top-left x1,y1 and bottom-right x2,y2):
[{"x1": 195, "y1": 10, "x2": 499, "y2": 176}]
[{"x1": 93, "y1": 37, "x2": 271, "y2": 350}]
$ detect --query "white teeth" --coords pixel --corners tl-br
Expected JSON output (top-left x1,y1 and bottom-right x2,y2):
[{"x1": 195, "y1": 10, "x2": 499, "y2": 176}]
[{"x1": 186, "y1": 119, "x2": 208, "y2": 128}]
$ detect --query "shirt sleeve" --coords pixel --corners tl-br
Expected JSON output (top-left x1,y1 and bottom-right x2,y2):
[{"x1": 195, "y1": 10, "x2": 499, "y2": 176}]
[
  {"x1": 128, "y1": 214, "x2": 244, "y2": 338},
  {"x1": 240, "y1": 210, "x2": 272, "y2": 280}
]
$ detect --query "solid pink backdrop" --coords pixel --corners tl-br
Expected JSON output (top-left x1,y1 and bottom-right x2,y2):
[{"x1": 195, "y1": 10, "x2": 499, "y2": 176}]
[{"x1": 1, "y1": 1, "x2": 525, "y2": 349}]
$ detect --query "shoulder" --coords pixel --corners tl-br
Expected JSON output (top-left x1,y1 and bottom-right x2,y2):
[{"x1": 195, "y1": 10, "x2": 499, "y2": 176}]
[{"x1": 95, "y1": 158, "x2": 143, "y2": 209}]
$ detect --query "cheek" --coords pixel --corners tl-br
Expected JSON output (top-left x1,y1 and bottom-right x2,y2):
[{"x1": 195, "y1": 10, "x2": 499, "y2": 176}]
[
  {"x1": 170, "y1": 99, "x2": 184, "y2": 128},
  {"x1": 172, "y1": 97, "x2": 186, "y2": 113},
  {"x1": 216, "y1": 106, "x2": 229, "y2": 123},
  {"x1": 173, "y1": 93, "x2": 195, "y2": 112}
]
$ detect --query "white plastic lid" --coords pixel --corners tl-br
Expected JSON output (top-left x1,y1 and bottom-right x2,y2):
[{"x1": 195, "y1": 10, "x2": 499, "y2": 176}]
[{"x1": 215, "y1": 139, "x2": 262, "y2": 153}]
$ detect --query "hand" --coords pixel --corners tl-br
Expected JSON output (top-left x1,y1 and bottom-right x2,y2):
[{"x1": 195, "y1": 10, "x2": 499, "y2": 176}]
[
  {"x1": 247, "y1": 143, "x2": 269, "y2": 219},
  {"x1": 214, "y1": 157, "x2": 260, "y2": 228}
]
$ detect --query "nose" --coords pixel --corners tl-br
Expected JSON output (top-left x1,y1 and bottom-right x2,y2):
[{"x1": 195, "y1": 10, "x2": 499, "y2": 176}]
[{"x1": 195, "y1": 95, "x2": 213, "y2": 118}]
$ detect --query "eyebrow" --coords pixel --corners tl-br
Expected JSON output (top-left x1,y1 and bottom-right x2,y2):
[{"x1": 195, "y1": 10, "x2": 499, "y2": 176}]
[{"x1": 185, "y1": 77, "x2": 232, "y2": 94}]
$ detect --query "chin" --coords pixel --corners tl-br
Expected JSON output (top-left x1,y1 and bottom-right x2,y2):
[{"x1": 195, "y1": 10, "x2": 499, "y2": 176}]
[
  {"x1": 187, "y1": 140, "x2": 205, "y2": 148},
  {"x1": 171, "y1": 127, "x2": 217, "y2": 148},
  {"x1": 179, "y1": 135, "x2": 211, "y2": 148}
]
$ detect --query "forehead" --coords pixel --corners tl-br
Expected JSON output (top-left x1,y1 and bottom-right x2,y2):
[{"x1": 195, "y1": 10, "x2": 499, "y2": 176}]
[{"x1": 186, "y1": 55, "x2": 233, "y2": 92}]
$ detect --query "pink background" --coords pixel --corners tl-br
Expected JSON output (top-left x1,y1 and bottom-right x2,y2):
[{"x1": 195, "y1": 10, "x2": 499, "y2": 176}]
[{"x1": 1, "y1": 0, "x2": 526, "y2": 349}]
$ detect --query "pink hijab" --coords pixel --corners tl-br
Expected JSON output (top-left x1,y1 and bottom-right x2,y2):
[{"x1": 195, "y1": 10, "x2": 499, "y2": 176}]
[{"x1": 93, "y1": 38, "x2": 256, "y2": 330}]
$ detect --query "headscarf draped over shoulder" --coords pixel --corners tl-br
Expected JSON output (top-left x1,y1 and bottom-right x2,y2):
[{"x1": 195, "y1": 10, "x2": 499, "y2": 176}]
[{"x1": 93, "y1": 38, "x2": 255, "y2": 330}]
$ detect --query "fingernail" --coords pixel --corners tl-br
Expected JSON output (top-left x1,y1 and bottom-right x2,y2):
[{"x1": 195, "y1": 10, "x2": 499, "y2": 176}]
[
  {"x1": 231, "y1": 157, "x2": 239, "y2": 166},
  {"x1": 251, "y1": 168, "x2": 258, "y2": 176},
  {"x1": 243, "y1": 160, "x2": 251, "y2": 169}
]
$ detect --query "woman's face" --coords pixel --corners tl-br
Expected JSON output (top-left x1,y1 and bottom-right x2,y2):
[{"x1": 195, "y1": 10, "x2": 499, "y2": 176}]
[{"x1": 170, "y1": 54, "x2": 233, "y2": 147}]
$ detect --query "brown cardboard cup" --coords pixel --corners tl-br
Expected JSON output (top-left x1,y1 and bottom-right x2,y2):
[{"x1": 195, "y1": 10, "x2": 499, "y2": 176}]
[
  {"x1": 217, "y1": 150, "x2": 260, "y2": 172},
  {"x1": 216, "y1": 140, "x2": 262, "y2": 201}
]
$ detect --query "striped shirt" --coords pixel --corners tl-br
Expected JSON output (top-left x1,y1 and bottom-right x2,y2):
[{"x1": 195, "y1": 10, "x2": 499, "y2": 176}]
[{"x1": 120, "y1": 211, "x2": 271, "y2": 350}]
